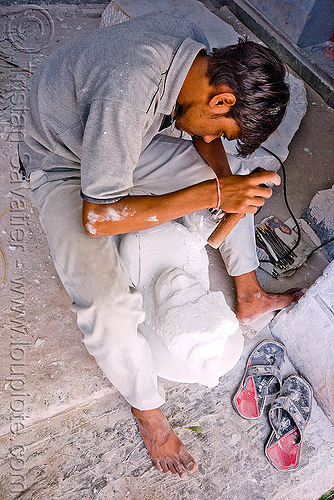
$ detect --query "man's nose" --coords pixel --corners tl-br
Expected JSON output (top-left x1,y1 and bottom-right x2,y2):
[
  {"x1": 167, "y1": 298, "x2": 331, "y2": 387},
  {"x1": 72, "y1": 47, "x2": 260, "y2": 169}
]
[{"x1": 202, "y1": 135, "x2": 218, "y2": 143}]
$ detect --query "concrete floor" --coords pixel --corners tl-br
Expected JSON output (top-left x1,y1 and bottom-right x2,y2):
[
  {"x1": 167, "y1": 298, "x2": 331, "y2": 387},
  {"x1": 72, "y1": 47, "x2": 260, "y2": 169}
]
[{"x1": 0, "y1": 2, "x2": 333, "y2": 499}]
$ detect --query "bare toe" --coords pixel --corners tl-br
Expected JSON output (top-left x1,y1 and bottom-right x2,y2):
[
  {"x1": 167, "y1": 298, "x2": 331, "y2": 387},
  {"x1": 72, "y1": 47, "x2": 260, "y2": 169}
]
[
  {"x1": 171, "y1": 460, "x2": 187, "y2": 479},
  {"x1": 180, "y1": 450, "x2": 197, "y2": 473},
  {"x1": 153, "y1": 459, "x2": 164, "y2": 472},
  {"x1": 287, "y1": 287, "x2": 305, "y2": 301},
  {"x1": 159, "y1": 460, "x2": 172, "y2": 474}
]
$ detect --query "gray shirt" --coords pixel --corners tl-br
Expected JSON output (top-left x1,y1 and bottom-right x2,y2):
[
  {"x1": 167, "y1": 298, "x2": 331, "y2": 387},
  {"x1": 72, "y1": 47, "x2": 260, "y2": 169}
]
[{"x1": 19, "y1": 13, "x2": 209, "y2": 204}]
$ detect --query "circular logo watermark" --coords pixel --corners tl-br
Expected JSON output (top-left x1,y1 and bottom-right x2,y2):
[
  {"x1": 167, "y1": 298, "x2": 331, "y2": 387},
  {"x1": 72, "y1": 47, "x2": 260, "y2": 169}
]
[{"x1": 6, "y1": 6, "x2": 54, "y2": 53}]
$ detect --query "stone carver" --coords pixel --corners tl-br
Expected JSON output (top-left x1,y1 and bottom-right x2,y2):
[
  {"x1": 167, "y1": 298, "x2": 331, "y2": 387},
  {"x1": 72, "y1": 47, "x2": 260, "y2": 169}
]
[{"x1": 19, "y1": 13, "x2": 302, "y2": 478}]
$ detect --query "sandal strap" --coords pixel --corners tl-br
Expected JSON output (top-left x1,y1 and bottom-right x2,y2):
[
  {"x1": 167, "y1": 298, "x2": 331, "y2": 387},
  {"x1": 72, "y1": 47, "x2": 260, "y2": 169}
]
[
  {"x1": 269, "y1": 395, "x2": 307, "y2": 439},
  {"x1": 244, "y1": 364, "x2": 282, "y2": 394}
]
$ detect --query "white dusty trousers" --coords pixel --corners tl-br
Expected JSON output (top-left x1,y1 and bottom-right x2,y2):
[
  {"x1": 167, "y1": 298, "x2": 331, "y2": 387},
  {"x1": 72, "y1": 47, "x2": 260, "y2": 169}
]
[{"x1": 28, "y1": 135, "x2": 258, "y2": 410}]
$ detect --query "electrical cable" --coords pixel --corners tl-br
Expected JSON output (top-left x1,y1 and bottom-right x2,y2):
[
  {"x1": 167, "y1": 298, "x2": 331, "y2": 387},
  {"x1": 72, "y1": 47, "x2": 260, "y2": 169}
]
[
  {"x1": 258, "y1": 146, "x2": 333, "y2": 264},
  {"x1": 261, "y1": 146, "x2": 301, "y2": 253},
  {"x1": 307, "y1": 236, "x2": 334, "y2": 257},
  {"x1": 0, "y1": 56, "x2": 34, "y2": 75}
]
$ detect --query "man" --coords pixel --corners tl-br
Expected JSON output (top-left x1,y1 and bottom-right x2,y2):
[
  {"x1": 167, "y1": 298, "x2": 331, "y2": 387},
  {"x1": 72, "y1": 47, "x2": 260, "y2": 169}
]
[{"x1": 19, "y1": 13, "x2": 301, "y2": 478}]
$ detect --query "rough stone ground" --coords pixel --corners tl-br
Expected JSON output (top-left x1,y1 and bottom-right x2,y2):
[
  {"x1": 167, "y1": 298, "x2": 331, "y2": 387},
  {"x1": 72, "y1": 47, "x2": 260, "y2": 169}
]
[{"x1": 0, "y1": 2, "x2": 333, "y2": 499}]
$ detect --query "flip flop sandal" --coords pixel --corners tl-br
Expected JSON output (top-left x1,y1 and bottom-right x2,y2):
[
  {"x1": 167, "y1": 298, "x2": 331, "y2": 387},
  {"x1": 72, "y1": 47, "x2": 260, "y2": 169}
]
[
  {"x1": 233, "y1": 340, "x2": 285, "y2": 419},
  {"x1": 265, "y1": 375, "x2": 313, "y2": 471}
]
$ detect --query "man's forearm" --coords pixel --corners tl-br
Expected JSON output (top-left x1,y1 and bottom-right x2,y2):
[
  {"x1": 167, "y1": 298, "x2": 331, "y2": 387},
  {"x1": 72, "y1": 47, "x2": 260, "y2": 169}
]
[
  {"x1": 83, "y1": 170, "x2": 281, "y2": 237},
  {"x1": 192, "y1": 136, "x2": 231, "y2": 178},
  {"x1": 83, "y1": 180, "x2": 217, "y2": 237},
  {"x1": 192, "y1": 136, "x2": 242, "y2": 247}
]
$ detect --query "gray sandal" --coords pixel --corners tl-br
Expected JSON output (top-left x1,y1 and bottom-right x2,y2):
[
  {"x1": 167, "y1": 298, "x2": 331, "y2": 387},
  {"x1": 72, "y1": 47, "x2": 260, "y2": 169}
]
[
  {"x1": 233, "y1": 340, "x2": 285, "y2": 419},
  {"x1": 265, "y1": 374, "x2": 313, "y2": 470}
]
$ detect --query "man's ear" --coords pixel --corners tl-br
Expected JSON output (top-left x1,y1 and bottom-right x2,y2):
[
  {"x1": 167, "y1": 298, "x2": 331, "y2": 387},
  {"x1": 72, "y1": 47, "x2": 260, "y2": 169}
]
[{"x1": 208, "y1": 93, "x2": 236, "y2": 113}]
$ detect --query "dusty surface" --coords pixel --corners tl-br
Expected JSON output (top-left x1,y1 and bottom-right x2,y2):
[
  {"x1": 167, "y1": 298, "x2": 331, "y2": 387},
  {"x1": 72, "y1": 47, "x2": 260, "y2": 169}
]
[
  {"x1": 271, "y1": 260, "x2": 334, "y2": 425},
  {"x1": 0, "y1": 2, "x2": 333, "y2": 499}
]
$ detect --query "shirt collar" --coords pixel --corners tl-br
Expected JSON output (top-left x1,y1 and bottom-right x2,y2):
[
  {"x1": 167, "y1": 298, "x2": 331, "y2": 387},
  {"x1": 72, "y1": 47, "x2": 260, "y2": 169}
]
[{"x1": 158, "y1": 38, "x2": 207, "y2": 115}]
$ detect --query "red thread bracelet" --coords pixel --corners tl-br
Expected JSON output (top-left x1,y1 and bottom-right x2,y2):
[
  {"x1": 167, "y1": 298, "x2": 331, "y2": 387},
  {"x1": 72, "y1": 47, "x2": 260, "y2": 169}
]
[{"x1": 215, "y1": 176, "x2": 221, "y2": 210}]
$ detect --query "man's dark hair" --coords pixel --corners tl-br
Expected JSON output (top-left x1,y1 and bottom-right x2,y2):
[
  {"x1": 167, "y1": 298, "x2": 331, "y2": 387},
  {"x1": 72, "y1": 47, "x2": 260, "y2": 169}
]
[{"x1": 207, "y1": 39, "x2": 290, "y2": 157}]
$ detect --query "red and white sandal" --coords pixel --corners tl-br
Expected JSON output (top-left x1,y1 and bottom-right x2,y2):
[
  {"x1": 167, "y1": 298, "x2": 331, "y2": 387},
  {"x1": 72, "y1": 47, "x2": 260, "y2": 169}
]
[
  {"x1": 265, "y1": 374, "x2": 313, "y2": 471},
  {"x1": 233, "y1": 340, "x2": 285, "y2": 419}
]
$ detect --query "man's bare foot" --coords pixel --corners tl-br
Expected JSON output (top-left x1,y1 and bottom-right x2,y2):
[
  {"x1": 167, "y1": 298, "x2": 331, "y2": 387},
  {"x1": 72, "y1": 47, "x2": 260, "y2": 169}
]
[
  {"x1": 131, "y1": 407, "x2": 197, "y2": 478},
  {"x1": 234, "y1": 271, "x2": 304, "y2": 325}
]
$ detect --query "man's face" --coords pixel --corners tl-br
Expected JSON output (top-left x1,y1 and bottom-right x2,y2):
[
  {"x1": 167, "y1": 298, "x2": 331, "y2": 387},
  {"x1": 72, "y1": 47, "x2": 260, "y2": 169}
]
[{"x1": 175, "y1": 102, "x2": 240, "y2": 143}]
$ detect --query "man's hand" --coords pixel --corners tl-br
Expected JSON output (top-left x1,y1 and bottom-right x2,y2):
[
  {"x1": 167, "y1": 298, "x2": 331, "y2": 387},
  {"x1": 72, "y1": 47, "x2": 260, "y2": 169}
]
[
  {"x1": 192, "y1": 136, "x2": 280, "y2": 213},
  {"x1": 218, "y1": 170, "x2": 281, "y2": 214}
]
